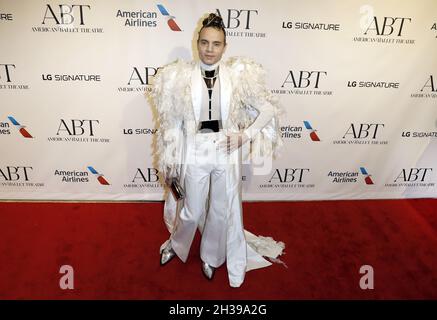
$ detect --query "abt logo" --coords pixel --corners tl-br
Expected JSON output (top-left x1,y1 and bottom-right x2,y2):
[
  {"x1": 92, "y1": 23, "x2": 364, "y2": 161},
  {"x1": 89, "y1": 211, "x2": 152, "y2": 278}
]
[
  {"x1": 0, "y1": 166, "x2": 33, "y2": 181},
  {"x1": 343, "y1": 123, "x2": 384, "y2": 139},
  {"x1": 42, "y1": 4, "x2": 91, "y2": 25},
  {"x1": 216, "y1": 9, "x2": 258, "y2": 29},
  {"x1": 132, "y1": 168, "x2": 160, "y2": 183},
  {"x1": 420, "y1": 75, "x2": 437, "y2": 92},
  {"x1": 0, "y1": 64, "x2": 15, "y2": 82},
  {"x1": 128, "y1": 67, "x2": 159, "y2": 85},
  {"x1": 56, "y1": 119, "x2": 99, "y2": 136},
  {"x1": 268, "y1": 168, "x2": 310, "y2": 183},
  {"x1": 394, "y1": 168, "x2": 433, "y2": 182},
  {"x1": 364, "y1": 16, "x2": 412, "y2": 36},
  {"x1": 281, "y1": 71, "x2": 327, "y2": 89}
]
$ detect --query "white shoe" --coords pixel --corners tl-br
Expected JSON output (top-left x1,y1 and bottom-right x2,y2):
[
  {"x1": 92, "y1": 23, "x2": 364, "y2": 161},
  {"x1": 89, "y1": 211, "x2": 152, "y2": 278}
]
[
  {"x1": 201, "y1": 261, "x2": 215, "y2": 280},
  {"x1": 160, "y1": 243, "x2": 176, "y2": 266}
]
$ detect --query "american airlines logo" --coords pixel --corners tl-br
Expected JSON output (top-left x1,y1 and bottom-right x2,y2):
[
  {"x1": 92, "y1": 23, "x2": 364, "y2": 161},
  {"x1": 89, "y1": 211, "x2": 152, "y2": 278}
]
[
  {"x1": 157, "y1": 4, "x2": 181, "y2": 31},
  {"x1": 7, "y1": 116, "x2": 33, "y2": 138},
  {"x1": 87, "y1": 166, "x2": 110, "y2": 185}
]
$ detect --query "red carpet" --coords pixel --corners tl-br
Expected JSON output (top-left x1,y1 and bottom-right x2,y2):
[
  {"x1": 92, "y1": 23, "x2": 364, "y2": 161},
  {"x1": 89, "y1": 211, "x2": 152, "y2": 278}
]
[{"x1": 0, "y1": 199, "x2": 436, "y2": 299}]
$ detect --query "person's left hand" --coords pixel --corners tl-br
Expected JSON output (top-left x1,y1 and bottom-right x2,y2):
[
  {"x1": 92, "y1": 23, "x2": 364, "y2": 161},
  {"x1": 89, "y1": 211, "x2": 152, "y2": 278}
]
[{"x1": 219, "y1": 132, "x2": 250, "y2": 154}]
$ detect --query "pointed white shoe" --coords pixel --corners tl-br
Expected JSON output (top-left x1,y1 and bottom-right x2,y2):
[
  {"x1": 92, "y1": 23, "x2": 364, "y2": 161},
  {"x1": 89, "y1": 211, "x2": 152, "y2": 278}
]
[
  {"x1": 160, "y1": 243, "x2": 176, "y2": 266},
  {"x1": 201, "y1": 261, "x2": 215, "y2": 280}
]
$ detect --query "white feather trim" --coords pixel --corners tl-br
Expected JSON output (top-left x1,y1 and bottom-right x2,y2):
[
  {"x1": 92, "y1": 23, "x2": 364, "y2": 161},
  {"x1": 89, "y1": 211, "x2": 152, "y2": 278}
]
[{"x1": 148, "y1": 56, "x2": 284, "y2": 172}]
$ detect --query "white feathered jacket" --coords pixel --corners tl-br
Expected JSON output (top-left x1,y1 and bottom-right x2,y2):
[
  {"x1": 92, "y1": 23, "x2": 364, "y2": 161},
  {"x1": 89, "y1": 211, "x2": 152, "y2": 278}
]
[
  {"x1": 149, "y1": 57, "x2": 285, "y2": 268},
  {"x1": 150, "y1": 56, "x2": 282, "y2": 175}
]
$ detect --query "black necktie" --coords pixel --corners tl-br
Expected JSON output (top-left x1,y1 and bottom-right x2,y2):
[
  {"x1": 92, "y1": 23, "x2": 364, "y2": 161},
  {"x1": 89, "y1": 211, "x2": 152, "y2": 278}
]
[{"x1": 202, "y1": 69, "x2": 218, "y2": 119}]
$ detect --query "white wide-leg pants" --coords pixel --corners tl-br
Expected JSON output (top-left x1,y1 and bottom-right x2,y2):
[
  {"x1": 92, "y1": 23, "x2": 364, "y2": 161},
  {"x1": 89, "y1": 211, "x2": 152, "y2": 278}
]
[{"x1": 170, "y1": 131, "x2": 247, "y2": 287}]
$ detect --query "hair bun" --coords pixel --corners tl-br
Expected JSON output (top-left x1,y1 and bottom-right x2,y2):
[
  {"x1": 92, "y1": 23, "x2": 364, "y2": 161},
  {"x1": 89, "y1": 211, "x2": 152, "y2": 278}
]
[{"x1": 202, "y1": 13, "x2": 225, "y2": 29}]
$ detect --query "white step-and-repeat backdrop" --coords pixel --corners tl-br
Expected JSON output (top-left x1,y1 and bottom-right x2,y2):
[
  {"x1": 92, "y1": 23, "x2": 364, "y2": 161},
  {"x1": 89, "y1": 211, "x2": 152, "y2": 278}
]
[{"x1": 1, "y1": 0, "x2": 437, "y2": 201}]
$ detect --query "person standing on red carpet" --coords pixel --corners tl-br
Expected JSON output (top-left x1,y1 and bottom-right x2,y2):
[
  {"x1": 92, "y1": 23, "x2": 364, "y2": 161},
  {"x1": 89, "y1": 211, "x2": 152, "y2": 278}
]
[{"x1": 150, "y1": 13, "x2": 284, "y2": 288}]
